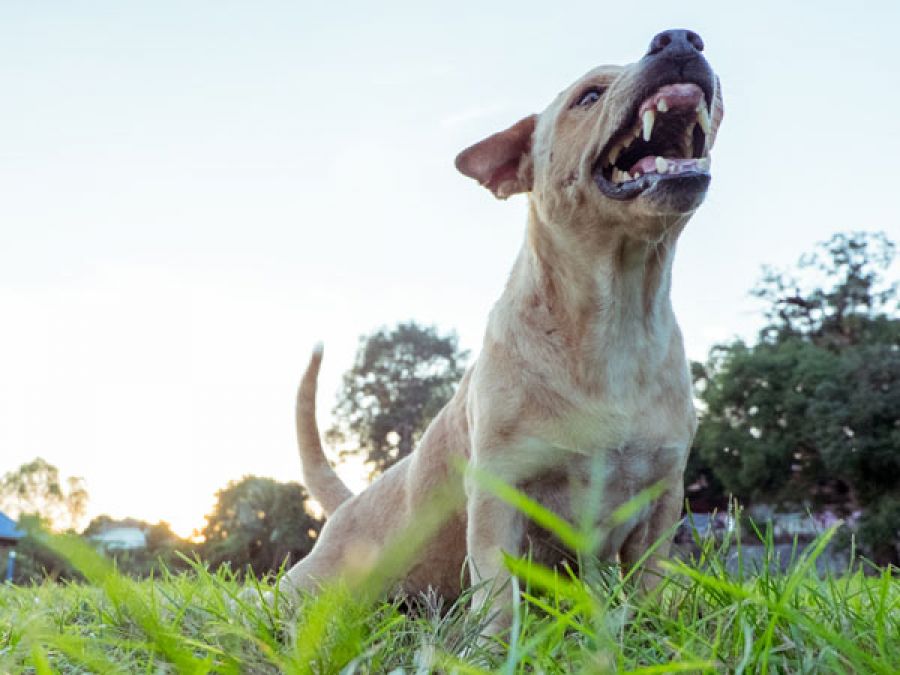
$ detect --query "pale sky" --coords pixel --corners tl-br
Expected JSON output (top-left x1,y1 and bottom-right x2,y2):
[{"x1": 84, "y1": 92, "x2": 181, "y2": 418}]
[{"x1": 2, "y1": 1, "x2": 898, "y2": 537}]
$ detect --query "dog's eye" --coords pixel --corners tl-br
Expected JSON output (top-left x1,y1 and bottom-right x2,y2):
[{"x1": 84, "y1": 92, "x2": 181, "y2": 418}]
[{"x1": 574, "y1": 87, "x2": 605, "y2": 108}]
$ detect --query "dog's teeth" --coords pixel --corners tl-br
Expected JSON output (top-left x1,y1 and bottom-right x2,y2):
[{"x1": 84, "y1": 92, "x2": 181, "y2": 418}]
[
  {"x1": 655, "y1": 156, "x2": 668, "y2": 173},
  {"x1": 697, "y1": 157, "x2": 710, "y2": 172},
  {"x1": 683, "y1": 123, "x2": 696, "y2": 157},
  {"x1": 608, "y1": 144, "x2": 621, "y2": 165},
  {"x1": 656, "y1": 98, "x2": 669, "y2": 113},
  {"x1": 614, "y1": 168, "x2": 632, "y2": 183},
  {"x1": 696, "y1": 104, "x2": 711, "y2": 135},
  {"x1": 642, "y1": 109, "x2": 655, "y2": 142}
]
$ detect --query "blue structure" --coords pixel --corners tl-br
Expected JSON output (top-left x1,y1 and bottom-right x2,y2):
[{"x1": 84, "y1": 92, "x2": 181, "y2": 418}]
[{"x1": 0, "y1": 510, "x2": 24, "y2": 582}]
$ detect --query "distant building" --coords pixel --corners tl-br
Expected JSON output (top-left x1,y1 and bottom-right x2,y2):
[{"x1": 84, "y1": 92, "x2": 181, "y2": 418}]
[
  {"x1": 89, "y1": 526, "x2": 147, "y2": 551},
  {"x1": 0, "y1": 511, "x2": 24, "y2": 546},
  {"x1": 1, "y1": 510, "x2": 24, "y2": 582}
]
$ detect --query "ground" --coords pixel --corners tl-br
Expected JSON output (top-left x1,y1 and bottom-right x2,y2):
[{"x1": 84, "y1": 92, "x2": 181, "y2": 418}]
[{"x1": 1, "y1": 521, "x2": 897, "y2": 674}]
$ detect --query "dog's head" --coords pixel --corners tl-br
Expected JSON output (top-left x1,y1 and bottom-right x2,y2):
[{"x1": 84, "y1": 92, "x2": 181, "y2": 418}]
[{"x1": 456, "y1": 30, "x2": 724, "y2": 241}]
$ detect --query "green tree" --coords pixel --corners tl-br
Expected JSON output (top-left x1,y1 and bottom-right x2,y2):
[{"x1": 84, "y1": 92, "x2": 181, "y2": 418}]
[
  {"x1": 6, "y1": 514, "x2": 80, "y2": 584},
  {"x1": 82, "y1": 515, "x2": 192, "y2": 577},
  {"x1": 0, "y1": 458, "x2": 88, "y2": 531},
  {"x1": 328, "y1": 322, "x2": 469, "y2": 475},
  {"x1": 693, "y1": 232, "x2": 899, "y2": 563},
  {"x1": 753, "y1": 231, "x2": 897, "y2": 347},
  {"x1": 200, "y1": 476, "x2": 322, "y2": 576}
]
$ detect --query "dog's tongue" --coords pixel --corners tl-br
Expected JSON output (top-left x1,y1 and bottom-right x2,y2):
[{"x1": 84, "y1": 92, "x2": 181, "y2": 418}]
[{"x1": 628, "y1": 156, "x2": 704, "y2": 176}]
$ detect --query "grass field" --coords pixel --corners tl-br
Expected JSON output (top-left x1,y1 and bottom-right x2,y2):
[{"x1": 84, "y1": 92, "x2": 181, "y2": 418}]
[{"x1": 1, "y1": 498, "x2": 898, "y2": 673}]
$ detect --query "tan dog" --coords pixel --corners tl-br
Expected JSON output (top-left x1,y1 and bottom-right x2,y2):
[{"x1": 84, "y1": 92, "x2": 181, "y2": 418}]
[{"x1": 284, "y1": 29, "x2": 723, "y2": 635}]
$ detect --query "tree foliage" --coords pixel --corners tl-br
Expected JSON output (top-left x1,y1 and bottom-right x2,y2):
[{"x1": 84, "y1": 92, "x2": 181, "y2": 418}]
[
  {"x1": 753, "y1": 231, "x2": 897, "y2": 347},
  {"x1": 82, "y1": 515, "x2": 191, "y2": 577},
  {"x1": 5, "y1": 514, "x2": 80, "y2": 584},
  {"x1": 0, "y1": 458, "x2": 88, "y2": 531},
  {"x1": 200, "y1": 476, "x2": 322, "y2": 576},
  {"x1": 692, "y1": 232, "x2": 899, "y2": 563},
  {"x1": 328, "y1": 322, "x2": 469, "y2": 475}
]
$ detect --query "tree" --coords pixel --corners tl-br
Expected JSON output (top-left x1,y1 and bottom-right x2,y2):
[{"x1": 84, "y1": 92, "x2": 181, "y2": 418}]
[
  {"x1": 328, "y1": 322, "x2": 469, "y2": 475},
  {"x1": 0, "y1": 458, "x2": 88, "y2": 531},
  {"x1": 82, "y1": 515, "x2": 191, "y2": 577},
  {"x1": 6, "y1": 513, "x2": 80, "y2": 584},
  {"x1": 200, "y1": 476, "x2": 322, "y2": 576},
  {"x1": 694, "y1": 338, "x2": 837, "y2": 503},
  {"x1": 682, "y1": 362, "x2": 729, "y2": 513},
  {"x1": 753, "y1": 231, "x2": 896, "y2": 347},
  {"x1": 693, "y1": 232, "x2": 899, "y2": 563}
]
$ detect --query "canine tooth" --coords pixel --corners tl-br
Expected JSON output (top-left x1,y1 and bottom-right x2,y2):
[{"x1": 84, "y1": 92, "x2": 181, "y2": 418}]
[
  {"x1": 656, "y1": 98, "x2": 669, "y2": 112},
  {"x1": 608, "y1": 144, "x2": 621, "y2": 165},
  {"x1": 696, "y1": 104, "x2": 711, "y2": 135},
  {"x1": 642, "y1": 109, "x2": 655, "y2": 141},
  {"x1": 697, "y1": 157, "x2": 710, "y2": 171},
  {"x1": 655, "y1": 156, "x2": 668, "y2": 173}
]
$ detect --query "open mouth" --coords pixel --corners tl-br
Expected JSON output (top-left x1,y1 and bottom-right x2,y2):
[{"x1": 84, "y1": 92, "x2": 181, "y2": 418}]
[{"x1": 593, "y1": 82, "x2": 712, "y2": 199}]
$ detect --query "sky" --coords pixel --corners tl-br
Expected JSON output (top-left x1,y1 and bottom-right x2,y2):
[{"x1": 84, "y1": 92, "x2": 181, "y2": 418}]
[{"x1": 1, "y1": 1, "x2": 898, "y2": 538}]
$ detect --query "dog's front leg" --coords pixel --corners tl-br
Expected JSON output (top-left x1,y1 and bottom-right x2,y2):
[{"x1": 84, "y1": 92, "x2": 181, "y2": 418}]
[
  {"x1": 619, "y1": 480, "x2": 684, "y2": 591},
  {"x1": 465, "y1": 482, "x2": 525, "y2": 639}
]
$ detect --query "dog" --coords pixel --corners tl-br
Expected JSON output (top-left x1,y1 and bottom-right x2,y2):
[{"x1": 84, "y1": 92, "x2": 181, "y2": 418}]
[{"x1": 283, "y1": 29, "x2": 723, "y2": 636}]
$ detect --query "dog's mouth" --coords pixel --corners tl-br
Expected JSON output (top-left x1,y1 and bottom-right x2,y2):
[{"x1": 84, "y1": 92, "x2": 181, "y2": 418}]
[{"x1": 593, "y1": 83, "x2": 711, "y2": 200}]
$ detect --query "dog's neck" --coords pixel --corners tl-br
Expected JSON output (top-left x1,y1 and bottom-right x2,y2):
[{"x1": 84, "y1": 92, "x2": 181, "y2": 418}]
[{"x1": 496, "y1": 203, "x2": 687, "y2": 382}]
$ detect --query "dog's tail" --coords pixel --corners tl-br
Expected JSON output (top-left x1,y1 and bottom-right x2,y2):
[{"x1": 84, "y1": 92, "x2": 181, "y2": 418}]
[{"x1": 296, "y1": 343, "x2": 353, "y2": 517}]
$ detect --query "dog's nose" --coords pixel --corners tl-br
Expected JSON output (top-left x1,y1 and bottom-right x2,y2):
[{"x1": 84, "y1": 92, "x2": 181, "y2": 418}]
[{"x1": 646, "y1": 29, "x2": 704, "y2": 59}]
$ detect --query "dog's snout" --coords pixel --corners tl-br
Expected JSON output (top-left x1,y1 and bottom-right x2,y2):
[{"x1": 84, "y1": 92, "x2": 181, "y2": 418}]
[{"x1": 647, "y1": 29, "x2": 704, "y2": 59}]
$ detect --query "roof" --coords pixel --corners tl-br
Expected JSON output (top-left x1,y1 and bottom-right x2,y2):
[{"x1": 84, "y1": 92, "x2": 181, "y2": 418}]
[
  {"x1": 0, "y1": 511, "x2": 24, "y2": 542},
  {"x1": 89, "y1": 526, "x2": 147, "y2": 550}
]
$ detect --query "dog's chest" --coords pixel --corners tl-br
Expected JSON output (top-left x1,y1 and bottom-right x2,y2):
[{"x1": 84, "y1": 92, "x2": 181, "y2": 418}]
[
  {"x1": 518, "y1": 443, "x2": 684, "y2": 563},
  {"x1": 511, "y1": 382, "x2": 692, "y2": 557},
  {"x1": 533, "y1": 377, "x2": 693, "y2": 458},
  {"x1": 527, "y1": 439, "x2": 685, "y2": 501}
]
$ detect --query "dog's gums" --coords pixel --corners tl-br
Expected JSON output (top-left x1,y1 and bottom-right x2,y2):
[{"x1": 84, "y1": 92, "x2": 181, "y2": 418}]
[{"x1": 594, "y1": 82, "x2": 712, "y2": 200}]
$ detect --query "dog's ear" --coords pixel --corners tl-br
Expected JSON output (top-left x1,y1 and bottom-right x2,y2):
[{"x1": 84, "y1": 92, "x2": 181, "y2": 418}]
[{"x1": 455, "y1": 115, "x2": 537, "y2": 199}]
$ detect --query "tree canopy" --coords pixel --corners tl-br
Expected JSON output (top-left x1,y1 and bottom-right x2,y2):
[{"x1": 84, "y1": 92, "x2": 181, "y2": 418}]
[
  {"x1": 328, "y1": 322, "x2": 469, "y2": 475},
  {"x1": 691, "y1": 232, "x2": 899, "y2": 563},
  {"x1": 0, "y1": 458, "x2": 88, "y2": 531},
  {"x1": 200, "y1": 476, "x2": 322, "y2": 576}
]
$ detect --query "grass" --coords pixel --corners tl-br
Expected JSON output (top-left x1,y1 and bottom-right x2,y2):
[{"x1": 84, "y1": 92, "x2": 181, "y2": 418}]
[{"x1": 1, "y1": 498, "x2": 898, "y2": 673}]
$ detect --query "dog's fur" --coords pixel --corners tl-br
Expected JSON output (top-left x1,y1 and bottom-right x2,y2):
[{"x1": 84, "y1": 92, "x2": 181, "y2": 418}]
[{"x1": 283, "y1": 30, "x2": 723, "y2": 634}]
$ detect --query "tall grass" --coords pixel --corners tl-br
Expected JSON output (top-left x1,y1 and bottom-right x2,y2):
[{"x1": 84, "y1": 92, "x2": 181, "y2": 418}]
[{"x1": 1, "y1": 477, "x2": 897, "y2": 673}]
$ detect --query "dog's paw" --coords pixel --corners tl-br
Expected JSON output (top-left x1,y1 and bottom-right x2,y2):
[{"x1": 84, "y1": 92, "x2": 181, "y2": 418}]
[
  {"x1": 239, "y1": 585, "x2": 275, "y2": 608},
  {"x1": 226, "y1": 585, "x2": 277, "y2": 624}
]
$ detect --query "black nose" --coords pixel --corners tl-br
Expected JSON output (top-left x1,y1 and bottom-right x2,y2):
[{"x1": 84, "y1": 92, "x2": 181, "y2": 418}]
[{"x1": 647, "y1": 29, "x2": 704, "y2": 59}]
